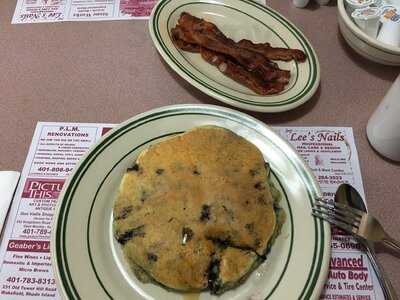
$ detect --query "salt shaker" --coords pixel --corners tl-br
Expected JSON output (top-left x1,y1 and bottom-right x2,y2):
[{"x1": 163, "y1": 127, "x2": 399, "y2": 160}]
[
  {"x1": 292, "y1": 0, "x2": 310, "y2": 8},
  {"x1": 292, "y1": 0, "x2": 330, "y2": 8},
  {"x1": 367, "y1": 73, "x2": 400, "y2": 161},
  {"x1": 316, "y1": 0, "x2": 331, "y2": 5}
]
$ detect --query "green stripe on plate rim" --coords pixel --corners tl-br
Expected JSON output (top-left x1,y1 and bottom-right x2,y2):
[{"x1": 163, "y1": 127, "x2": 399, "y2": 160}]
[
  {"x1": 54, "y1": 107, "x2": 325, "y2": 300},
  {"x1": 167, "y1": 4, "x2": 300, "y2": 97},
  {"x1": 152, "y1": 0, "x2": 318, "y2": 107}
]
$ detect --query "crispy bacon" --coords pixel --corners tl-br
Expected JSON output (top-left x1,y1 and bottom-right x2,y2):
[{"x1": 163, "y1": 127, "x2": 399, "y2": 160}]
[
  {"x1": 200, "y1": 48, "x2": 285, "y2": 95},
  {"x1": 255, "y1": 63, "x2": 290, "y2": 84},
  {"x1": 171, "y1": 24, "x2": 197, "y2": 45},
  {"x1": 170, "y1": 12, "x2": 306, "y2": 95},
  {"x1": 171, "y1": 27, "x2": 200, "y2": 53},
  {"x1": 171, "y1": 33, "x2": 285, "y2": 95},
  {"x1": 172, "y1": 23, "x2": 282, "y2": 82},
  {"x1": 177, "y1": 12, "x2": 267, "y2": 71},
  {"x1": 237, "y1": 39, "x2": 306, "y2": 62}
]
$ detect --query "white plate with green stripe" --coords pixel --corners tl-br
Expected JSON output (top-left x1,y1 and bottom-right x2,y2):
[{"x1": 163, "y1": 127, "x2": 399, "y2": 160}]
[
  {"x1": 51, "y1": 104, "x2": 330, "y2": 299},
  {"x1": 149, "y1": 0, "x2": 320, "y2": 113}
]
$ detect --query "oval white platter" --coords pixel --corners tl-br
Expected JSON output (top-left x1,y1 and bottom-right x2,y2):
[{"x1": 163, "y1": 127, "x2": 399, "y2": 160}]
[{"x1": 149, "y1": 0, "x2": 320, "y2": 112}]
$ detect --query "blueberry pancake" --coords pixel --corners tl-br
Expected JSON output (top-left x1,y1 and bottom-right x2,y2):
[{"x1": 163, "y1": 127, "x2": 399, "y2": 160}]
[{"x1": 113, "y1": 126, "x2": 284, "y2": 294}]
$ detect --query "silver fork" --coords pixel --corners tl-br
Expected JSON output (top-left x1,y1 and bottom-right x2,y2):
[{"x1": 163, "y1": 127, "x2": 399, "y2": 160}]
[
  {"x1": 312, "y1": 198, "x2": 399, "y2": 300},
  {"x1": 312, "y1": 198, "x2": 400, "y2": 255}
]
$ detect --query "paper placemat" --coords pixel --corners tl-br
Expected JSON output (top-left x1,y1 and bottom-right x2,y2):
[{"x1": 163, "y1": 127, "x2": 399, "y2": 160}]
[
  {"x1": 0, "y1": 122, "x2": 383, "y2": 299},
  {"x1": 11, "y1": 0, "x2": 266, "y2": 24}
]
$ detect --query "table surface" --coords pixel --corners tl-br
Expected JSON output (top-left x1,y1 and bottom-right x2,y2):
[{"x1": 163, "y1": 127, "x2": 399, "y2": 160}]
[{"x1": 1, "y1": 0, "x2": 399, "y2": 294}]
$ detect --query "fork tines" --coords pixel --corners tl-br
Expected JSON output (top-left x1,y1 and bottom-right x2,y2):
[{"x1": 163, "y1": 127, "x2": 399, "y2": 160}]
[{"x1": 311, "y1": 198, "x2": 363, "y2": 234}]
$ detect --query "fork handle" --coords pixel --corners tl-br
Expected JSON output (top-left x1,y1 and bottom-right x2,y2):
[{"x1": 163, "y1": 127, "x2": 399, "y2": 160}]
[
  {"x1": 382, "y1": 237, "x2": 400, "y2": 256},
  {"x1": 365, "y1": 242, "x2": 398, "y2": 300}
]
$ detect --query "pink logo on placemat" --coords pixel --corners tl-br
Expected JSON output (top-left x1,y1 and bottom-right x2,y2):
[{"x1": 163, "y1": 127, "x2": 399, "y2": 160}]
[
  {"x1": 119, "y1": 0, "x2": 157, "y2": 17},
  {"x1": 315, "y1": 155, "x2": 324, "y2": 166},
  {"x1": 7, "y1": 240, "x2": 50, "y2": 253},
  {"x1": 22, "y1": 178, "x2": 65, "y2": 199}
]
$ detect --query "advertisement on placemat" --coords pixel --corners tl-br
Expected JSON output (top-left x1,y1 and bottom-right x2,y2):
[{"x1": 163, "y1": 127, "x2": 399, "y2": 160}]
[
  {"x1": 12, "y1": 0, "x2": 158, "y2": 23},
  {"x1": 276, "y1": 127, "x2": 383, "y2": 300}
]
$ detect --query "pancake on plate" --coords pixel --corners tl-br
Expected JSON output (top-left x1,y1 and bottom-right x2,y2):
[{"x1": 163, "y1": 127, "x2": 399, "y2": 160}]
[{"x1": 113, "y1": 126, "x2": 285, "y2": 294}]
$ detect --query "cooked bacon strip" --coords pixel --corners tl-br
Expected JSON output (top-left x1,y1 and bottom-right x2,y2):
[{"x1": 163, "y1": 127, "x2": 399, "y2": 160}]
[
  {"x1": 255, "y1": 63, "x2": 290, "y2": 84},
  {"x1": 171, "y1": 27, "x2": 200, "y2": 53},
  {"x1": 172, "y1": 34, "x2": 289, "y2": 93},
  {"x1": 171, "y1": 24, "x2": 197, "y2": 44},
  {"x1": 237, "y1": 39, "x2": 306, "y2": 62},
  {"x1": 178, "y1": 12, "x2": 268, "y2": 71},
  {"x1": 173, "y1": 22, "x2": 282, "y2": 82},
  {"x1": 170, "y1": 13, "x2": 297, "y2": 95},
  {"x1": 200, "y1": 48, "x2": 285, "y2": 95},
  {"x1": 173, "y1": 38, "x2": 201, "y2": 53}
]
